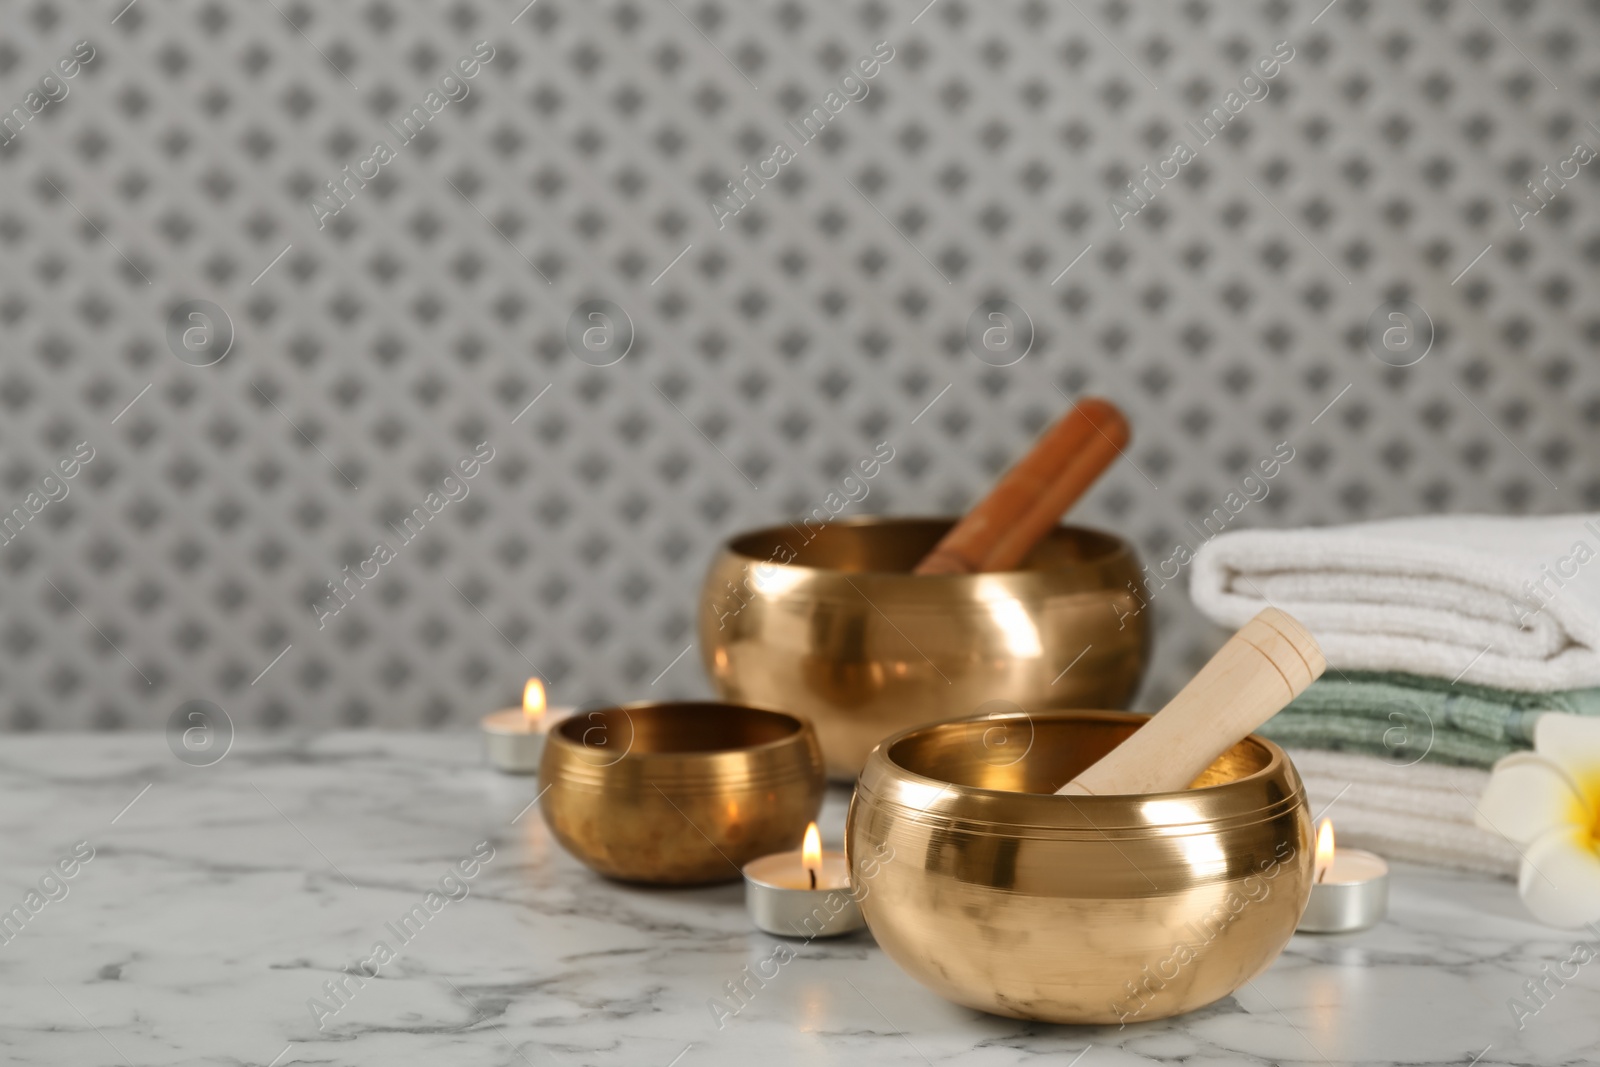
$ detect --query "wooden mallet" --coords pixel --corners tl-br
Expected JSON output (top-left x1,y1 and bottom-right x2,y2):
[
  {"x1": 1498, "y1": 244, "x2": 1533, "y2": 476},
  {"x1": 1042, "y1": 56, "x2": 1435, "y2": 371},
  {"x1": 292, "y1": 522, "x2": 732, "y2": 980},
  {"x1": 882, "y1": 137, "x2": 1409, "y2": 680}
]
[
  {"x1": 1056, "y1": 608, "x2": 1326, "y2": 795},
  {"x1": 915, "y1": 397, "x2": 1130, "y2": 576}
]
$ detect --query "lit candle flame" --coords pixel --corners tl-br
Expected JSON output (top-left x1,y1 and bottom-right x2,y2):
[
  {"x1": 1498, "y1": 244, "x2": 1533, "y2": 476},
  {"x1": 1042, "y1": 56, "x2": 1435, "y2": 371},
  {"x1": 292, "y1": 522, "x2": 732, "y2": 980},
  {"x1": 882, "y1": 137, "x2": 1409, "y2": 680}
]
[
  {"x1": 1314, "y1": 817, "x2": 1335, "y2": 884},
  {"x1": 802, "y1": 821, "x2": 821, "y2": 890},
  {"x1": 522, "y1": 678, "x2": 546, "y2": 728}
]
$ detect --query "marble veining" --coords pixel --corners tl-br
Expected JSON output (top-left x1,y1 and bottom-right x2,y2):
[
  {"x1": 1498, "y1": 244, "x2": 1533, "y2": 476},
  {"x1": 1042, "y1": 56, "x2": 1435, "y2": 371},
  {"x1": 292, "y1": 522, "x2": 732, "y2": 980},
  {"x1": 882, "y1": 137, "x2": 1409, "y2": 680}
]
[{"x1": 3, "y1": 733, "x2": 1597, "y2": 1066}]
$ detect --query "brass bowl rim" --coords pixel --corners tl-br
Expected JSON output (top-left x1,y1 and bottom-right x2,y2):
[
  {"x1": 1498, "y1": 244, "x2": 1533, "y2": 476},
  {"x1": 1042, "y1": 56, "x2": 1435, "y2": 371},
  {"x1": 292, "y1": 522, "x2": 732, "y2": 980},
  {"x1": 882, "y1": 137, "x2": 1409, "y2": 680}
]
[
  {"x1": 860, "y1": 709, "x2": 1302, "y2": 832},
  {"x1": 546, "y1": 699, "x2": 814, "y2": 762},
  {"x1": 718, "y1": 514, "x2": 1137, "y2": 579}
]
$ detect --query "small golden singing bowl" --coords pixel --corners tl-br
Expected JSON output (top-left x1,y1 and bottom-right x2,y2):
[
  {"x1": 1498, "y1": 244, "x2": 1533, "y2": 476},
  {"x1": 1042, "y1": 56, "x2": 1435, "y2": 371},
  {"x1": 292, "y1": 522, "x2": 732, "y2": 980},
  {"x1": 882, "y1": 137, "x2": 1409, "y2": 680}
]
[
  {"x1": 846, "y1": 710, "x2": 1313, "y2": 1024},
  {"x1": 698, "y1": 517, "x2": 1151, "y2": 778},
  {"x1": 538, "y1": 701, "x2": 825, "y2": 886}
]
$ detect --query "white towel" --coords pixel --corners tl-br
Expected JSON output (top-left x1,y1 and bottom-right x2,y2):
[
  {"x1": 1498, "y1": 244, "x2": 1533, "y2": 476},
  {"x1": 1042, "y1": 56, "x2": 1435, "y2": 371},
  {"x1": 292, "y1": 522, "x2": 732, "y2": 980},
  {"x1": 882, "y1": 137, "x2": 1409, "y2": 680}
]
[
  {"x1": 1189, "y1": 514, "x2": 1600, "y2": 691},
  {"x1": 1288, "y1": 748, "x2": 1518, "y2": 878}
]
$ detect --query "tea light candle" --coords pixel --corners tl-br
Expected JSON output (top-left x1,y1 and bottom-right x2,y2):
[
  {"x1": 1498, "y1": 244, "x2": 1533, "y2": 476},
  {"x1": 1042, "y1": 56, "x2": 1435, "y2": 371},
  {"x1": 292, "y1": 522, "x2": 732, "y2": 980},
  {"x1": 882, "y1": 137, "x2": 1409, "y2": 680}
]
[
  {"x1": 482, "y1": 679, "x2": 562, "y2": 774},
  {"x1": 743, "y1": 822, "x2": 865, "y2": 938},
  {"x1": 1297, "y1": 818, "x2": 1389, "y2": 933}
]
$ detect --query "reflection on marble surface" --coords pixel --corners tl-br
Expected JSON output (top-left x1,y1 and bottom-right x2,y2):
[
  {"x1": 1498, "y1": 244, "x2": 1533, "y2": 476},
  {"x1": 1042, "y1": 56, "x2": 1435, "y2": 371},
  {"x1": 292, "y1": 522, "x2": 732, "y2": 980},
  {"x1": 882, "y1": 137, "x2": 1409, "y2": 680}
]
[{"x1": 3, "y1": 733, "x2": 1597, "y2": 1066}]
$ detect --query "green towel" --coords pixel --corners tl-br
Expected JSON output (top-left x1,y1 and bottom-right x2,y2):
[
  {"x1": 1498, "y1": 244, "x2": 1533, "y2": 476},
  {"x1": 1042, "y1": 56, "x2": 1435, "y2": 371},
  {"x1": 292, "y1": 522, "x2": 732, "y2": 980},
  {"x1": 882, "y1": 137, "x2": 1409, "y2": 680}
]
[{"x1": 1258, "y1": 671, "x2": 1600, "y2": 768}]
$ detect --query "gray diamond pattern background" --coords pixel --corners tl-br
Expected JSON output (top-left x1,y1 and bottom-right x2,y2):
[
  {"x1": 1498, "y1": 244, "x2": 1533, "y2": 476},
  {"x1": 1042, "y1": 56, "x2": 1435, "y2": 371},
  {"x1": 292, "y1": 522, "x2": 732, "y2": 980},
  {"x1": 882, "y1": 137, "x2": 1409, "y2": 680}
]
[{"x1": 0, "y1": 0, "x2": 1595, "y2": 730}]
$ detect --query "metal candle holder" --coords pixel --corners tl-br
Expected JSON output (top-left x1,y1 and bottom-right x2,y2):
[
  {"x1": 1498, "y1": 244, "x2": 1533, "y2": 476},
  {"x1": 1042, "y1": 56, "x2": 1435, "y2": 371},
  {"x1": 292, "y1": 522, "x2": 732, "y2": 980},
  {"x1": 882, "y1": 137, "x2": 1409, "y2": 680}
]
[{"x1": 743, "y1": 852, "x2": 865, "y2": 938}]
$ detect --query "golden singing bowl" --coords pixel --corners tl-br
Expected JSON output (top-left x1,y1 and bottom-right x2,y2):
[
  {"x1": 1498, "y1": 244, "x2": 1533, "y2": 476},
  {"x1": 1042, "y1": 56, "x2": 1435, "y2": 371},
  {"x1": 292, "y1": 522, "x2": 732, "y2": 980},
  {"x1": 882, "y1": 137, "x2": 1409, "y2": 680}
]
[
  {"x1": 846, "y1": 710, "x2": 1313, "y2": 1024},
  {"x1": 698, "y1": 517, "x2": 1151, "y2": 778},
  {"x1": 538, "y1": 702, "x2": 825, "y2": 886}
]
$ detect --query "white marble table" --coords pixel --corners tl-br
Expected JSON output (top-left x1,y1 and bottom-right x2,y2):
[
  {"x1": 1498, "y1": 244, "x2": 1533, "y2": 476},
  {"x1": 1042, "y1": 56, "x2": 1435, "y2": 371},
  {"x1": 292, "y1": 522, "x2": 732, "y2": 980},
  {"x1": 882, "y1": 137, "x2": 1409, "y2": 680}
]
[{"x1": 4, "y1": 733, "x2": 1597, "y2": 1066}]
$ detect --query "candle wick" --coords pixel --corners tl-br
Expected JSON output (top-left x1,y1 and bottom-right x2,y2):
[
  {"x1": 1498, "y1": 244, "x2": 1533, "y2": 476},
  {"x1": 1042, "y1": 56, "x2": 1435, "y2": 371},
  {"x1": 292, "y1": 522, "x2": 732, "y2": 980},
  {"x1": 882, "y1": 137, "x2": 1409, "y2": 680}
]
[{"x1": 809, "y1": 868, "x2": 817, "y2": 890}]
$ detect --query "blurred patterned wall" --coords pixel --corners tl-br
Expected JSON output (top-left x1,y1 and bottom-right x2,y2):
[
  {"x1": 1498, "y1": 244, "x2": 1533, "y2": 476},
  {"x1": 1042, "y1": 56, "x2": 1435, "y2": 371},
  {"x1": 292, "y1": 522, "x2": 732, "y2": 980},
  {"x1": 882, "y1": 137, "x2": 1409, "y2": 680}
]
[{"x1": 0, "y1": 0, "x2": 1595, "y2": 729}]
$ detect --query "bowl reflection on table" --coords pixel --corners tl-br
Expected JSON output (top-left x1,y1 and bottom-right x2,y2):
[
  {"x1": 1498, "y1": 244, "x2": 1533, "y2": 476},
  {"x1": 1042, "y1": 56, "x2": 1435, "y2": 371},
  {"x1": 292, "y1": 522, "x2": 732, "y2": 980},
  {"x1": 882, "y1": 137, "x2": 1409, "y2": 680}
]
[
  {"x1": 538, "y1": 701, "x2": 825, "y2": 886},
  {"x1": 845, "y1": 710, "x2": 1313, "y2": 1024},
  {"x1": 697, "y1": 517, "x2": 1151, "y2": 778}
]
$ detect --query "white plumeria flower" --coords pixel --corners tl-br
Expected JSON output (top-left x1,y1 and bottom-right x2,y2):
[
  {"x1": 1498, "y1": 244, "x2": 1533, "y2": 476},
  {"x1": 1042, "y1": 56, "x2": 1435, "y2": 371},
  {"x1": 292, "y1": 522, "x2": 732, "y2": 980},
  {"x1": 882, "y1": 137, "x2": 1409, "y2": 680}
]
[{"x1": 1476, "y1": 713, "x2": 1600, "y2": 928}]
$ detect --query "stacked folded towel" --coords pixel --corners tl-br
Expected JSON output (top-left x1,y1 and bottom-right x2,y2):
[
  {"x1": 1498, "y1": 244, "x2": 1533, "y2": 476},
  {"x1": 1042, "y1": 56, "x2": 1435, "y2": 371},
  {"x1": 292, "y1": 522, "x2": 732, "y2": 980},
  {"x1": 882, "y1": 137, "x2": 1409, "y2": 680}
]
[
  {"x1": 1190, "y1": 513, "x2": 1600, "y2": 875},
  {"x1": 1255, "y1": 670, "x2": 1600, "y2": 767},
  {"x1": 1289, "y1": 749, "x2": 1520, "y2": 877},
  {"x1": 1190, "y1": 513, "x2": 1600, "y2": 691}
]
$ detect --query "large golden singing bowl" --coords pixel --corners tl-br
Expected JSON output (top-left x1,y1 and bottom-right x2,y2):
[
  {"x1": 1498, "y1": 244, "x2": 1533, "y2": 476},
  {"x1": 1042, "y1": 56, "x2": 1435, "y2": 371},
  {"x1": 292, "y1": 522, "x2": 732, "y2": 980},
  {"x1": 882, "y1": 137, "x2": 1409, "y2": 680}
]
[
  {"x1": 847, "y1": 710, "x2": 1313, "y2": 1024},
  {"x1": 698, "y1": 517, "x2": 1150, "y2": 778},
  {"x1": 538, "y1": 702, "x2": 825, "y2": 885}
]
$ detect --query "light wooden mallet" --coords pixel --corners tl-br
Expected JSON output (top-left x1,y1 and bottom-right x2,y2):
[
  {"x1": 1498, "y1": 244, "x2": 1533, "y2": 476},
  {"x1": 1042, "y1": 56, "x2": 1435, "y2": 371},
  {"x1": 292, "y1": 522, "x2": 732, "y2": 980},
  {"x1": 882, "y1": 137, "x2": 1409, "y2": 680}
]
[{"x1": 1056, "y1": 608, "x2": 1325, "y2": 795}]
